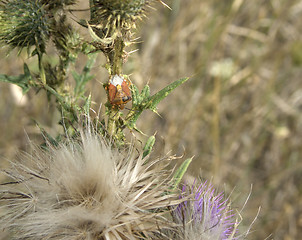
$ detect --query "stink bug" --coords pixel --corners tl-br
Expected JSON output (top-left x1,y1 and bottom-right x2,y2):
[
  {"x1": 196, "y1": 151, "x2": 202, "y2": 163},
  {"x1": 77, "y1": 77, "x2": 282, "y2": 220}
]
[{"x1": 107, "y1": 75, "x2": 132, "y2": 109}]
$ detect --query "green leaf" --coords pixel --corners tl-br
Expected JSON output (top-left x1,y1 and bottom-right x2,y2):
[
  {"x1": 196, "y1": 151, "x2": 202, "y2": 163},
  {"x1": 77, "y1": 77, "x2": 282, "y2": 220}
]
[
  {"x1": 145, "y1": 77, "x2": 189, "y2": 112},
  {"x1": 83, "y1": 94, "x2": 92, "y2": 115},
  {"x1": 72, "y1": 54, "x2": 96, "y2": 97},
  {"x1": 43, "y1": 84, "x2": 78, "y2": 121},
  {"x1": 34, "y1": 120, "x2": 59, "y2": 148},
  {"x1": 130, "y1": 84, "x2": 140, "y2": 105},
  {"x1": 0, "y1": 63, "x2": 31, "y2": 93},
  {"x1": 172, "y1": 157, "x2": 193, "y2": 190},
  {"x1": 141, "y1": 85, "x2": 150, "y2": 99},
  {"x1": 125, "y1": 77, "x2": 189, "y2": 129},
  {"x1": 143, "y1": 135, "x2": 156, "y2": 159},
  {"x1": 87, "y1": 21, "x2": 115, "y2": 45}
]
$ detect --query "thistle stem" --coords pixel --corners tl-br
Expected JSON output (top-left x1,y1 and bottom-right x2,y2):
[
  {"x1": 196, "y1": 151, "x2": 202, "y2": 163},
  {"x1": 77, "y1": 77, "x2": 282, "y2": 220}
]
[
  {"x1": 212, "y1": 76, "x2": 221, "y2": 182},
  {"x1": 111, "y1": 37, "x2": 125, "y2": 75},
  {"x1": 38, "y1": 53, "x2": 46, "y2": 84},
  {"x1": 107, "y1": 107, "x2": 120, "y2": 137},
  {"x1": 106, "y1": 37, "x2": 125, "y2": 139}
]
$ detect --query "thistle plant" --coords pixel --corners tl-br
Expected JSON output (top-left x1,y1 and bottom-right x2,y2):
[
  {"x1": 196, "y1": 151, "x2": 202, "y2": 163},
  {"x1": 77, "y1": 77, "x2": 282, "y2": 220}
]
[
  {"x1": 0, "y1": 0, "x2": 188, "y2": 144},
  {"x1": 0, "y1": 126, "x2": 248, "y2": 240},
  {"x1": 87, "y1": 0, "x2": 188, "y2": 142},
  {"x1": 0, "y1": 0, "x2": 251, "y2": 239}
]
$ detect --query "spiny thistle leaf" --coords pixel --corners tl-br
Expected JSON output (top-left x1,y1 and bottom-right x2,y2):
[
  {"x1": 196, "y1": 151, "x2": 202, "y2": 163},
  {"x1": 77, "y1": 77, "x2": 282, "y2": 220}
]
[
  {"x1": 72, "y1": 54, "x2": 96, "y2": 97},
  {"x1": 34, "y1": 121, "x2": 60, "y2": 148},
  {"x1": 87, "y1": 21, "x2": 116, "y2": 45},
  {"x1": 125, "y1": 77, "x2": 189, "y2": 129},
  {"x1": 131, "y1": 83, "x2": 140, "y2": 105},
  {"x1": 0, "y1": 64, "x2": 31, "y2": 93},
  {"x1": 141, "y1": 84, "x2": 151, "y2": 99},
  {"x1": 145, "y1": 77, "x2": 189, "y2": 112},
  {"x1": 83, "y1": 94, "x2": 92, "y2": 116},
  {"x1": 172, "y1": 157, "x2": 193, "y2": 190},
  {"x1": 143, "y1": 134, "x2": 156, "y2": 159},
  {"x1": 43, "y1": 84, "x2": 78, "y2": 123}
]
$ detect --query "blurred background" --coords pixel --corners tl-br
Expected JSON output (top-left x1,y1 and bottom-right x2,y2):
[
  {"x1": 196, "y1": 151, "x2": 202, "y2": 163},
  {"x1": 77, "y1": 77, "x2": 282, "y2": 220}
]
[{"x1": 1, "y1": 0, "x2": 302, "y2": 239}]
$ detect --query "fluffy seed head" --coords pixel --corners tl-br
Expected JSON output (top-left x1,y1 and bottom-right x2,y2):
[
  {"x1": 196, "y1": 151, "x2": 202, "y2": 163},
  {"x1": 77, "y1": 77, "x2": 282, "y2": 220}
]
[{"x1": 0, "y1": 130, "x2": 180, "y2": 239}]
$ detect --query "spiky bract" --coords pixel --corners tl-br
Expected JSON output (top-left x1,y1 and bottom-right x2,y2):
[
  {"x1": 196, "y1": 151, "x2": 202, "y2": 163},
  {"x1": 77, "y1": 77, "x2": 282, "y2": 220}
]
[
  {"x1": 40, "y1": 0, "x2": 77, "y2": 8},
  {"x1": 91, "y1": 0, "x2": 153, "y2": 41},
  {"x1": 0, "y1": 0, "x2": 50, "y2": 51},
  {"x1": 171, "y1": 182, "x2": 239, "y2": 240},
  {"x1": 0, "y1": 131, "x2": 179, "y2": 239}
]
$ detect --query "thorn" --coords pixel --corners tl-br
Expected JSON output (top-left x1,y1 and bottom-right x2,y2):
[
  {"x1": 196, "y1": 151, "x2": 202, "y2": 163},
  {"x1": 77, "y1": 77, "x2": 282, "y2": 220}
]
[
  {"x1": 158, "y1": 0, "x2": 172, "y2": 10},
  {"x1": 128, "y1": 49, "x2": 139, "y2": 55}
]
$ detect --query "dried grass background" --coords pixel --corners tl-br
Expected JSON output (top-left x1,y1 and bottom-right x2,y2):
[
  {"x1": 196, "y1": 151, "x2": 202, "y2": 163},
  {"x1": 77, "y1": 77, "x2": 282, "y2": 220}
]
[{"x1": 0, "y1": 0, "x2": 302, "y2": 239}]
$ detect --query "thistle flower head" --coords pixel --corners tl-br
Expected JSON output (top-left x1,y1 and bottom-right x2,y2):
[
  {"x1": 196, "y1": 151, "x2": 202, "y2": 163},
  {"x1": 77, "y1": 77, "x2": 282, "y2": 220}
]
[
  {"x1": 0, "y1": 0, "x2": 50, "y2": 52},
  {"x1": 91, "y1": 0, "x2": 163, "y2": 42},
  {"x1": 172, "y1": 181, "x2": 238, "y2": 240},
  {"x1": 0, "y1": 130, "x2": 179, "y2": 239},
  {"x1": 40, "y1": 0, "x2": 77, "y2": 8}
]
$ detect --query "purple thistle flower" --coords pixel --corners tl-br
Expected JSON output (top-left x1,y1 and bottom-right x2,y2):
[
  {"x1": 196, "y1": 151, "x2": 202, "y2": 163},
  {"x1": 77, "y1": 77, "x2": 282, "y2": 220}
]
[{"x1": 172, "y1": 181, "x2": 238, "y2": 240}]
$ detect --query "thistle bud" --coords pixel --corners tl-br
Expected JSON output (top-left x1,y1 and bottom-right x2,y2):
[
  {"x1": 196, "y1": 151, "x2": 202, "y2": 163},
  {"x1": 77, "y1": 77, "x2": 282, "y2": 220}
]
[
  {"x1": 90, "y1": 0, "x2": 158, "y2": 42},
  {"x1": 40, "y1": 0, "x2": 76, "y2": 9},
  {"x1": 0, "y1": 0, "x2": 50, "y2": 52}
]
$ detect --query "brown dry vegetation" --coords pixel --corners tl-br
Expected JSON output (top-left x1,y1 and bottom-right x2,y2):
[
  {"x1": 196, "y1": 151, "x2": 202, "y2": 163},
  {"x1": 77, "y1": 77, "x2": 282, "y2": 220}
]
[{"x1": 1, "y1": 0, "x2": 302, "y2": 239}]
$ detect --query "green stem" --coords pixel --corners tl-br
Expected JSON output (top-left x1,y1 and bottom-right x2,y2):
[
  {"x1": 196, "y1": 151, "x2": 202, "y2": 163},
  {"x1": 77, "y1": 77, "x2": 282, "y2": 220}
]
[
  {"x1": 212, "y1": 76, "x2": 221, "y2": 181},
  {"x1": 106, "y1": 37, "x2": 125, "y2": 139},
  {"x1": 111, "y1": 37, "x2": 125, "y2": 75},
  {"x1": 107, "y1": 107, "x2": 120, "y2": 136},
  {"x1": 43, "y1": 84, "x2": 78, "y2": 122},
  {"x1": 38, "y1": 53, "x2": 46, "y2": 84}
]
